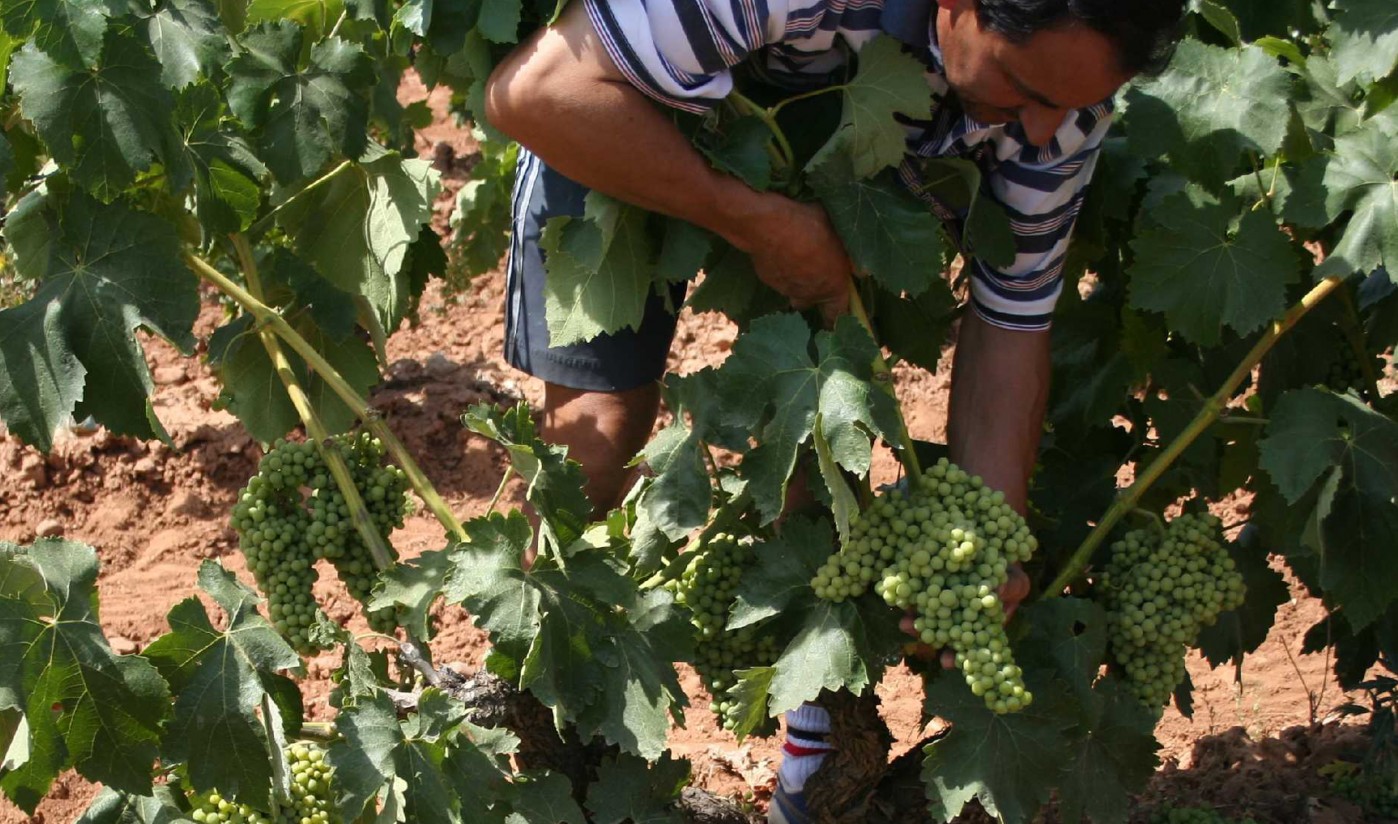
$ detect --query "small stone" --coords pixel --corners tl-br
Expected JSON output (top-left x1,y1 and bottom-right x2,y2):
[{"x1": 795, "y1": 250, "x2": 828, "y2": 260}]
[
  {"x1": 167, "y1": 489, "x2": 208, "y2": 518},
  {"x1": 35, "y1": 519, "x2": 64, "y2": 538},
  {"x1": 425, "y1": 352, "x2": 460, "y2": 380},
  {"x1": 153, "y1": 365, "x2": 187, "y2": 385},
  {"x1": 20, "y1": 453, "x2": 47, "y2": 487},
  {"x1": 109, "y1": 636, "x2": 139, "y2": 655},
  {"x1": 133, "y1": 456, "x2": 159, "y2": 476}
]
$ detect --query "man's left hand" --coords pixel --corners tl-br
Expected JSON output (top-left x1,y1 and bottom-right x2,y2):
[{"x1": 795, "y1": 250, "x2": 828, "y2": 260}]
[{"x1": 900, "y1": 563, "x2": 1031, "y2": 670}]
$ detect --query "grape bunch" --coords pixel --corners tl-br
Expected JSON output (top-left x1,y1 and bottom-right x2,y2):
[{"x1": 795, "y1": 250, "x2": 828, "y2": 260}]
[
  {"x1": 811, "y1": 458, "x2": 1039, "y2": 714},
  {"x1": 1099, "y1": 513, "x2": 1246, "y2": 711},
  {"x1": 231, "y1": 434, "x2": 410, "y2": 651},
  {"x1": 1328, "y1": 761, "x2": 1398, "y2": 818},
  {"x1": 187, "y1": 743, "x2": 340, "y2": 823},
  {"x1": 669, "y1": 533, "x2": 781, "y2": 734},
  {"x1": 1321, "y1": 329, "x2": 1387, "y2": 398}
]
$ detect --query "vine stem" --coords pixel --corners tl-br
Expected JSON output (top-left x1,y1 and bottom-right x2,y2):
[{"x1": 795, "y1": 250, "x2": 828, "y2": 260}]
[
  {"x1": 1044, "y1": 275, "x2": 1346, "y2": 597},
  {"x1": 847, "y1": 282, "x2": 922, "y2": 482},
  {"x1": 232, "y1": 235, "x2": 397, "y2": 572},
  {"x1": 247, "y1": 160, "x2": 354, "y2": 238},
  {"x1": 184, "y1": 251, "x2": 468, "y2": 542},
  {"x1": 728, "y1": 91, "x2": 795, "y2": 170}
]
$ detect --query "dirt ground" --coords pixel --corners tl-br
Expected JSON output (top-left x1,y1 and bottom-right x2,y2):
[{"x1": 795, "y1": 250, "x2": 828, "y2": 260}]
[{"x1": 0, "y1": 80, "x2": 1391, "y2": 824}]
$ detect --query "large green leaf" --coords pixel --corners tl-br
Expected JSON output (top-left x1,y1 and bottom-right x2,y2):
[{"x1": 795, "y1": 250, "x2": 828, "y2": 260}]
[
  {"x1": 0, "y1": 541, "x2": 169, "y2": 813},
  {"x1": 11, "y1": 29, "x2": 177, "y2": 200},
  {"x1": 810, "y1": 35, "x2": 931, "y2": 179},
  {"x1": 584, "y1": 752, "x2": 688, "y2": 824},
  {"x1": 810, "y1": 151, "x2": 945, "y2": 296},
  {"x1": 1124, "y1": 40, "x2": 1293, "y2": 186},
  {"x1": 1330, "y1": 0, "x2": 1398, "y2": 85},
  {"x1": 1286, "y1": 110, "x2": 1398, "y2": 280},
  {"x1": 141, "y1": 562, "x2": 302, "y2": 810},
  {"x1": 0, "y1": 0, "x2": 118, "y2": 67},
  {"x1": 1054, "y1": 678, "x2": 1161, "y2": 824},
  {"x1": 1258, "y1": 389, "x2": 1398, "y2": 629},
  {"x1": 1128, "y1": 185, "x2": 1301, "y2": 345},
  {"x1": 922, "y1": 673, "x2": 1078, "y2": 824},
  {"x1": 276, "y1": 148, "x2": 441, "y2": 330},
  {"x1": 541, "y1": 191, "x2": 659, "y2": 347},
  {"x1": 171, "y1": 83, "x2": 266, "y2": 233},
  {"x1": 0, "y1": 191, "x2": 198, "y2": 447},
  {"x1": 1196, "y1": 524, "x2": 1290, "y2": 668},
  {"x1": 76, "y1": 786, "x2": 194, "y2": 823},
  {"x1": 226, "y1": 23, "x2": 373, "y2": 183},
  {"x1": 717, "y1": 314, "x2": 900, "y2": 523},
  {"x1": 135, "y1": 0, "x2": 227, "y2": 88}
]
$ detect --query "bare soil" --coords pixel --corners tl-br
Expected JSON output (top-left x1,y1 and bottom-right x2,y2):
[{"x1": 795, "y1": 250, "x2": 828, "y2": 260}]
[{"x1": 0, "y1": 78, "x2": 1389, "y2": 824}]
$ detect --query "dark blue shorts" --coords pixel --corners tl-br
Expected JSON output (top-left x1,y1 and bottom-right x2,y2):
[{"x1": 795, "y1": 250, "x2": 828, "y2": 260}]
[{"x1": 504, "y1": 148, "x2": 688, "y2": 392}]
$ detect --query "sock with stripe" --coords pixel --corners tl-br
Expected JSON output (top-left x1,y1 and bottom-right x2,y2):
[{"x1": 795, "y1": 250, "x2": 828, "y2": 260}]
[{"x1": 768, "y1": 703, "x2": 833, "y2": 824}]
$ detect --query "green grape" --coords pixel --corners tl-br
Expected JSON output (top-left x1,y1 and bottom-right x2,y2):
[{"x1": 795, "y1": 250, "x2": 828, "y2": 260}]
[
  {"x1": 185, "y1": 743, "x2": 341, "y2": 824},
  {"x1": 1149, "y1": 804, "x2": 1257, "y2": 824},
  {"x1": 232, "y1": 434, "x2": 412, "y2": 651},
  {"x1": 1099, "y1": 513, "x2": 1246, "y2": 712},
  {"x1": 667, "y1": 533, "x2": 781, "y2": 735},
  {"x1": 811, "y1": 458, "x2": 1039, "y2": 714},
  {"x1": 1328, "y1": 761, "x2": 1398, "y2": 818}
]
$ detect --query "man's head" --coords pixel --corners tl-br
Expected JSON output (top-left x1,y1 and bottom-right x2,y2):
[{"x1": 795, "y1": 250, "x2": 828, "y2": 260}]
[{"x1": 934, "y1": 0, "x2": 1185, "y2": 146}]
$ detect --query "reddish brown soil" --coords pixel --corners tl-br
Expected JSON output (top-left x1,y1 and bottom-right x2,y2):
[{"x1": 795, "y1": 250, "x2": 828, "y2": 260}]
[{"x1": 0, "y1": 79, "x2": 1390, "y2": 824}]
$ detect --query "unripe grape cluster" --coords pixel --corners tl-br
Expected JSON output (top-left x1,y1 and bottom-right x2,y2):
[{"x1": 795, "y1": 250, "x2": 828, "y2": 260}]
[
  {"x1": 231, "y1": 434, "x2": 410, "y2": 651},
  {"x1": 1329, "y1": 762, "x2": 1398, "y2": 818},
  {"x1": 668, "y1": 533, "x2": 780, "y2": 734},
  {"x1": 811, "y1": 459, "x2": 1038, "y2": 714},
  {"x1": 187, "y1": 743, "x2": 340, "y2": 823},
  {"x1": 1099, "y1": 513, "x2": 1246, "y2": 711},
  {"x1": 1149, "y1": 804, "x2": 1257, "y2": 824}
]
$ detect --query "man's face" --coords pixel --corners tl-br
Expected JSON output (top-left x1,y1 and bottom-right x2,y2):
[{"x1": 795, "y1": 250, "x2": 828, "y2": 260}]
[{"x1": 934, "y1": 0, "x2": 1132, "y2": 147}]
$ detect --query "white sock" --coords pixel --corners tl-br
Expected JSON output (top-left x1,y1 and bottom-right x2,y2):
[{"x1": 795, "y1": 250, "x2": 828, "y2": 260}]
[{"x1": 776, "y1": 703, "x2": 833, "y2": 797}]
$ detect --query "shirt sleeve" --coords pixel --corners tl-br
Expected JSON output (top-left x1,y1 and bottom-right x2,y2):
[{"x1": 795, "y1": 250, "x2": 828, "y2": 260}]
[
  {"x1": 584, "y1": 0, "x2": 805, "y2": 113},
  {"x1": 967, "y1": 103, "x2": 1114, "y2": 331}
]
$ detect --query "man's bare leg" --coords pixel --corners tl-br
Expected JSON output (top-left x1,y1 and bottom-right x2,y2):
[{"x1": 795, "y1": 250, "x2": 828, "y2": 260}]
[{"x1": 542, "y1": 381, "x2": 663, "y2": 515}]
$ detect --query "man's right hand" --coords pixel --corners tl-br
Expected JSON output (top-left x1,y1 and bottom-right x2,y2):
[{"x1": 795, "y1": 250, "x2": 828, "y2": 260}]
[{"x1": 732, "y1": 193, "x2": 854, "y2": 324}]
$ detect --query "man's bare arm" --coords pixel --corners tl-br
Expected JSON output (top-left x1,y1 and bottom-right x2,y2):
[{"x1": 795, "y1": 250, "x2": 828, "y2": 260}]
[{"x1": 485, "y1": 2, "x2": 852, "y2": 314}]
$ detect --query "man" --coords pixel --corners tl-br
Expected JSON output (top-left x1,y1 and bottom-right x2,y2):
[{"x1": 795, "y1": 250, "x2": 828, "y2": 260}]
[{"x1": 484, "y1": 1, "x2": 1183, "y2": 820}]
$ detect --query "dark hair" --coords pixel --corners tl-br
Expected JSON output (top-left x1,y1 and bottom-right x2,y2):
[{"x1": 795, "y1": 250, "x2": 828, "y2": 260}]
[{"x1": 974, "y1": 0, "x2": 1186, "y2": 76}]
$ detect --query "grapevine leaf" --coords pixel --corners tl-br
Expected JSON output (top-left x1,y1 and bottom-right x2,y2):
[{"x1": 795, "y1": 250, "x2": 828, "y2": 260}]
[
  {"x1": 921, "y1": 672, "x2": 1078, "y2": 824},
  {"x1": 916, "y1": 157, "x2": 1018, "y2": 269},
  {"x1": 585, "y1": 752, "x2": 688, "y2": 824},
  {"x1": 634, "y1": 369, "x2": 727, "y2": 544},
  {"x1": 1196, "y1": 525, "x2": 1290, "y2": 668},
  {"x1": 245, "y1": 0, "x2": 345, "y2": 40},
  {"x1": 870, "y1": 280, "x2": 957, "y2": 373},
  {"x1": 1330, "y1": 0, "x2": 1398, "y2": 85},
  {"x1": 262, "y1": 248, "x2": 358, "y2": 342},
  {"x1": 810, "y1": 152, "x2": 944, "y2": 296},
  {"x1": 226, "y1": 23, "x2": 373, "y2": 183},
  {"x1": 1015, "y1": 598, "x2": 1108, "y2": 703},
  {"x1": 0, "y1": 0, "x2": 117, "y2": 68},
  {"x1": 276, "y1": 149, "x2": 441, "y2": 331},
  {"x1": 768, "y1": 596, "x2": 903, "y2": 715},
  {"x1": 140, "y1": 562, "x2": 301, "y2": 810},
  {"x1": 1124, "y1": 41, "x2": 1292, "y2": 186},
  {"x1": 1258, "y1": 388, "x2": 1398, "y2": 629},
  {"x1": 813, "y1": 417, "x2": 859, "y2": 543},
  {"x1": 441, "y1": 722, "x2": 518, "y2": 822},
  {"x1": 0, "y1": 541, "x2": 169, "y2": 813},
  {"x1": 1054, "y1": 678, "x2": 1161, "y2": 824},
  {"x1": 476, "y1": 0, "x2": 521, "y2": 44},
  {"x1": 507, "y1": 771, "x2": 585, "y2": 824},
  {"x1": 462, "y1": 403, "x2": 591, "y2": 555},
  {"x1": 442, "y1": 512, "x2": 541, "y2": 664},
  {"x1": 1128, "y1": 185, "x2": 1301, "y2": 346},
  {"x1": 700, "y1": 116, "x2": 772, "y2": 191},
  {"x1": 718, "y1": 314, "x2": 899, "y2": 523},
  {"x1": 1287, "y1": 110, "x2": 1398, "y2": 279},
  {"x1": 451, "y1": 138, "x2": 518, "y2": 281},
  {"x1": 0, "y1": 191, "x2": 198, "y2": 446},
  {"x1": 684, "y1": 238, "x2": 786, "y2": 326},
  {"x1": 135, "y1": 0, "x2": 227, "y2": 89},
  {"x1": 1191, "y1": 0, "x2": 1241, "y2": 45},
  {"x1": 726, "y1": 666, "x2": 777, "y2": 741},
  {"x1": 76, "y1": 786, "x2": 194, "y2": 823},
  {"x1": 207, "y1": 314, "x2": 379, "y2": 443},
  {"x1": 172, "y1": 83, "x2": 265, "y2": 233},
  {"x1": 371, "y1": 548, "x2": 451, "y2": 641},
  {"x1": 329, "y1": 689, "x2": 461, "y2": 823},
  {"x1": 11, "y1": 29, "x2": 177, "y2": 200},
  {"x1": 541, "y1": 192, "x2": 658, "y2": 347},
  {"x1": 810, "y1": 35, "x2": 931, "y2": 179},
  {"x1": 731, "y1": 517, "x2": 834, "y2": 630}
]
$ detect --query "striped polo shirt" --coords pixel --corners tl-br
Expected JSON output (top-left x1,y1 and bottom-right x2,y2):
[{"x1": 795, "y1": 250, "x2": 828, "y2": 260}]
[{"x1": 584, "y1": 0, "x2": 1114, "y2": 331}]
